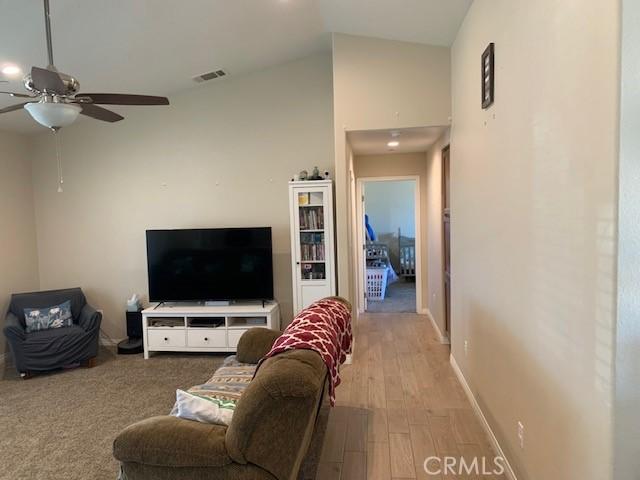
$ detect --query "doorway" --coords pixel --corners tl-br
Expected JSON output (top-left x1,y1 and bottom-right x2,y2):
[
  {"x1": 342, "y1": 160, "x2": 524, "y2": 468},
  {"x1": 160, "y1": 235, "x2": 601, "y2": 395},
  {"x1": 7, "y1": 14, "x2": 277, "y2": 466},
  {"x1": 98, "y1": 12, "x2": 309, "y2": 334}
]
[
  {"x1": 356, "y1": 176, "x2": 422, "y2": 314},
  {"x1": 347, "y1": 125, "x2": 449, "y2": 318}
]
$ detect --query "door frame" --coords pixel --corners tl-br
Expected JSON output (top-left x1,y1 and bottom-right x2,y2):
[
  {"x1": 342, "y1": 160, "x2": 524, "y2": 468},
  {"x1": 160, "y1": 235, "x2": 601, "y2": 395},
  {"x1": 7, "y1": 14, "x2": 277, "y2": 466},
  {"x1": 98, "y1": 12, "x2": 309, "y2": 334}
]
[
  {"x1": 441, "y1": 144, "x2": 451, "y2": 340},
  {"x1": 355, "y1": 175, "x2": 423, "y2": 314}
]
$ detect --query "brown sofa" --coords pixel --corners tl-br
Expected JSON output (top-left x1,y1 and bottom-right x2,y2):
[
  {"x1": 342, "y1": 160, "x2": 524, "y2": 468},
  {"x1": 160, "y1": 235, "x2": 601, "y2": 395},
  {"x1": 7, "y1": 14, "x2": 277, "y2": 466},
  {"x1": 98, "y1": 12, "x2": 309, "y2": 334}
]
[{"x1": 113, "y1": 328, "x2": 329, "y2": 480}]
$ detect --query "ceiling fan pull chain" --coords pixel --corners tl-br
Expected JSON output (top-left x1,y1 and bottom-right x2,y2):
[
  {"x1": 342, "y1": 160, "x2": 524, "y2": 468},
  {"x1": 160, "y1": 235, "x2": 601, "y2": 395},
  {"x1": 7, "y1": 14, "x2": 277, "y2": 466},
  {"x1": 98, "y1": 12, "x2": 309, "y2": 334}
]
[{"x1": 53, "y1": 128, "x2": 63, "y2": 193}]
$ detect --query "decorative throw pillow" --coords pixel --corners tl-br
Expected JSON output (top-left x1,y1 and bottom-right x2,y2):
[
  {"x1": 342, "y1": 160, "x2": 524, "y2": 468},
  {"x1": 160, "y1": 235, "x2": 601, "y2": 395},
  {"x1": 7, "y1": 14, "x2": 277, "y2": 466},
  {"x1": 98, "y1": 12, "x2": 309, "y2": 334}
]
[
  {"x1": 24, "y1": 300, "x2": 73, "y2": 333},
  {"x1": 170, "y1": 364, "x2": 256, "y2": 426}
]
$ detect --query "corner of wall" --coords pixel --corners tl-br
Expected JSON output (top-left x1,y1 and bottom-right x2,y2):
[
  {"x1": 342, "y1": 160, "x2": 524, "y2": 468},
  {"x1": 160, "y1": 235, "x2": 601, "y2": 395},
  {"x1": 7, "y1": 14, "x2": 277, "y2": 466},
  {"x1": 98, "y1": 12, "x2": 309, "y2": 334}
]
[{"x1": 0, "y1": 130, "x2": 41, "y2": 358}]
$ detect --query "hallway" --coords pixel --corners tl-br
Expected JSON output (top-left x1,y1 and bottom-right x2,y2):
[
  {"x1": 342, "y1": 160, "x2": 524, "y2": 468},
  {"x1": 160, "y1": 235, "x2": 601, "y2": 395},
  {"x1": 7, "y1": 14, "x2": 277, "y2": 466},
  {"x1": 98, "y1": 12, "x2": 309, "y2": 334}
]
[{"x1": 316, "y1": 312, "x2": 504, "y2": 479}]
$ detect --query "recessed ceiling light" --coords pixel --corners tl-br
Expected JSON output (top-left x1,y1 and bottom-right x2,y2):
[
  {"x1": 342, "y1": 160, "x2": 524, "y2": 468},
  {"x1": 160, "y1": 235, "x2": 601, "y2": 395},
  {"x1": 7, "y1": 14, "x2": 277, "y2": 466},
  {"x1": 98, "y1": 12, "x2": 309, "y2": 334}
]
[
  {"x1": 387, "y1": 141, "x2": 400, "y2": 147},
  {"x1": 1, "y1": 64, "x2": 21, "y2": 76}
]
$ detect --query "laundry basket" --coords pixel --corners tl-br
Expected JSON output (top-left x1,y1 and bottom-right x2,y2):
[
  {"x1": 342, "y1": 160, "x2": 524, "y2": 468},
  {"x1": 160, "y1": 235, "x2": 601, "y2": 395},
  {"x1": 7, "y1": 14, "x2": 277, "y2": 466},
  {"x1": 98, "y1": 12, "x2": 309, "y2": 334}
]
[{"x1": 366, "y1": 267, "x2": 388, "y2": 301}]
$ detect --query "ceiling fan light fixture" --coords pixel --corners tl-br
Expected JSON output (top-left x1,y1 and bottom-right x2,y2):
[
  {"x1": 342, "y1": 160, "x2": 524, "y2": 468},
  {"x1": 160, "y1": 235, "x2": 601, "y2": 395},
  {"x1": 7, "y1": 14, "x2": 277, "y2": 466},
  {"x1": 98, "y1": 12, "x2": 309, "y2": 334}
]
[{"x1": 24, "y1": 102, "x2": 81, "y2": 128}]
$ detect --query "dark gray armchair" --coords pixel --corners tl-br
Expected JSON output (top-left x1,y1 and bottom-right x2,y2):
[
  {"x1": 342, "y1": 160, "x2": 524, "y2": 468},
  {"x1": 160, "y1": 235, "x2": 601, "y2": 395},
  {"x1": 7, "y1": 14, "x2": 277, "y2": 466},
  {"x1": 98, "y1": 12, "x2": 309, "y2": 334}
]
[{"x1": 3, "y1": 287, "x2": 102, "y2": 378}]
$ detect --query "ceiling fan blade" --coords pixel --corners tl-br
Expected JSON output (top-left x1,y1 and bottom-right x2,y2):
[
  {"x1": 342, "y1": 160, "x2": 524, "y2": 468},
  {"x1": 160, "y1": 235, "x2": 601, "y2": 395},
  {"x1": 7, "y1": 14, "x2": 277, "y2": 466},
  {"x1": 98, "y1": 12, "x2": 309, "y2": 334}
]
[
  {"x1": 31, "y1": 66, "x2": 65, "y2": 94},
  {"x1": 0, "y1": 102, "x2": 32, "y2": 114},
  {"x1": 80, "y1": 103, "x2": 124, "y2": 123},
  {"x1": 77, "y1": 93, "x2": 169, "y2": 106},
  {"x1": 0, "y1": 91, "x2": 36, "y2": 98}
]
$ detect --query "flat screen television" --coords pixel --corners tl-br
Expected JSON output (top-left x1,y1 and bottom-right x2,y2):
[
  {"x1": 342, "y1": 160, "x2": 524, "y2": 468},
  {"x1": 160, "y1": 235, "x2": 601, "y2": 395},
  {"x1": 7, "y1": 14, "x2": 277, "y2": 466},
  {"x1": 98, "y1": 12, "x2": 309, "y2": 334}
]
[{"x1": 146, "y1": 227, "x2": 274, "y2": 302}]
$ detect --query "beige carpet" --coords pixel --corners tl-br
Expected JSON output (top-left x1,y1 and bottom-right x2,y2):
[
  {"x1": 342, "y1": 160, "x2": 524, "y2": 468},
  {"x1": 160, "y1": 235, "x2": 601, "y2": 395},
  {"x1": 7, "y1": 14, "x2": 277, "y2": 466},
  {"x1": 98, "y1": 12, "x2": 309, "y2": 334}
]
[
  {"x1": 0, "y1": 347, "x2": 227, "y2": 480},
  {"x1": 366, "y1": 279, "x2": 416, "y2": 313}
]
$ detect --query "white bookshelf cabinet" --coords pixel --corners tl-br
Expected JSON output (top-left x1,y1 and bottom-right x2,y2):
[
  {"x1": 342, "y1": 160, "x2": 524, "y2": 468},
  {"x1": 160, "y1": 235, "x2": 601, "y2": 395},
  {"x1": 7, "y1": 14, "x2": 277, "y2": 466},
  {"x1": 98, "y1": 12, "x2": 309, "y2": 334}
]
[{"x1": 288, "y1": 180, "x2": 336, "y2": 314}]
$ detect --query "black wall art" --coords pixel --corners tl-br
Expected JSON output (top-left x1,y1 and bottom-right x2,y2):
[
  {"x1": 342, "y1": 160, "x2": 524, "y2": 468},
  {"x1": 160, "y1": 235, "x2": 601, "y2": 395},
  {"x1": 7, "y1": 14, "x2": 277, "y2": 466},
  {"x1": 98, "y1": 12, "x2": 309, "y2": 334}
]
[{"x1": 482, "y1": 43, "x2": 495, "y2": 109}]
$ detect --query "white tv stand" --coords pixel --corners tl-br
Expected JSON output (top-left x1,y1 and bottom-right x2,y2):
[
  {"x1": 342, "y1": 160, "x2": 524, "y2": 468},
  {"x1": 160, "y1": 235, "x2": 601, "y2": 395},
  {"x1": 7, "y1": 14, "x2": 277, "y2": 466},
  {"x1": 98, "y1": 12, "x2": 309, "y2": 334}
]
[{"x1": 142, "y1": 301, "x2": 280, "y2": 359}]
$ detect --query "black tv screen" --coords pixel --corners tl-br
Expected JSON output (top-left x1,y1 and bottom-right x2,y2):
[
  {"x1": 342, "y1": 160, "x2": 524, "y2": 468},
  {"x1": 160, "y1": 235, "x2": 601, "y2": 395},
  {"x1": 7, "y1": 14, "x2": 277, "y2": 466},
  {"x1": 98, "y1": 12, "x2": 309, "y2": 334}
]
[{"x1": 146, "y1": 228, "x2": 274, "y2": 302}]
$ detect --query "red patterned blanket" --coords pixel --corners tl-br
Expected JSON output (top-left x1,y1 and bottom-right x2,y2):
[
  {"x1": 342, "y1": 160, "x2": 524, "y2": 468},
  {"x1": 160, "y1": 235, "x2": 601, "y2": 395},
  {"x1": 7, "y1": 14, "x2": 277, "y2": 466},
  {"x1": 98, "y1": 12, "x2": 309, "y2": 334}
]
[{"x1": 259, "y1": 298, "x2": 352, "y2": 406}]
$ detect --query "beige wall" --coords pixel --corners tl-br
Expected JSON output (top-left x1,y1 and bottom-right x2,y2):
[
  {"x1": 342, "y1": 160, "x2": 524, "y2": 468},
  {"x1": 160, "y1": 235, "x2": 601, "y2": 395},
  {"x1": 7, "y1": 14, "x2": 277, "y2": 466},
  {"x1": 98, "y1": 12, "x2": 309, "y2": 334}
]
[
  {"x1": 333, "y1": 33, "x2": 451, "y2": 305},
  {"x1": 0, "y1": 131, "x2": 39, "y2": 356},
  {"x1": 451, "y1": 1, "x2": 619, "y2": 479},
  {"x1": 354, "y1": 152, "x2": 429, "y2": 311},
  {"x1": 29, "y1": 53, "x2": 334, "y2": 340},
  {"x1": 425, "y1": 129, "x2": 450, "y2": 338}
]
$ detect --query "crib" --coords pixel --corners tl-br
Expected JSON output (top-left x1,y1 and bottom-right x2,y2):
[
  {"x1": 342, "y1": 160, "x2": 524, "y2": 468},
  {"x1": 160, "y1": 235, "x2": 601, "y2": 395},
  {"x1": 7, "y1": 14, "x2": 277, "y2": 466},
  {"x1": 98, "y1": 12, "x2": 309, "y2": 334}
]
[{"x1": 398, "y1": 228, "x2": 416, "y2": 279}]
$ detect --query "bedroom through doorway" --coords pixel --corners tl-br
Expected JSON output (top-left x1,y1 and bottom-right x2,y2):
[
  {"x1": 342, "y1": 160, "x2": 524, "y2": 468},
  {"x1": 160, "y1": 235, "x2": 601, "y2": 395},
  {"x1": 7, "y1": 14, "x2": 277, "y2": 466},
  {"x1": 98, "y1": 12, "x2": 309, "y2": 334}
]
[{"x1": 361, "y1": 178, "x2": 418, "y2": 313}]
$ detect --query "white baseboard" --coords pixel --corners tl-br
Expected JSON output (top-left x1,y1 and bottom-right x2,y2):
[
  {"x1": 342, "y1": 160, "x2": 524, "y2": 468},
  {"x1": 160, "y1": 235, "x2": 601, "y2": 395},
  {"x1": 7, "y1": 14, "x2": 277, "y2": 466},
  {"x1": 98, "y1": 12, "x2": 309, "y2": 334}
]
[
  {"x1": 450, "y1": 354, "x2": 518, "y2": 480},
  {"x1": 422, "y1": 308, "x2": 450, "y2": 344},
  {"x1": 99, "y1": 336, "x2": 125, "y2": 347}
]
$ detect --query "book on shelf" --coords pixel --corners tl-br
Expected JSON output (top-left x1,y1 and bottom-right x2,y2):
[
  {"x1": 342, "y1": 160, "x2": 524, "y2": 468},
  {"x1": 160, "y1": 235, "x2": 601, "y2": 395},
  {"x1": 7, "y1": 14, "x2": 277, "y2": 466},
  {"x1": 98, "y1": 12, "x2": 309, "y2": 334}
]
[
  {"x1": 299, "y1": 207, "x2": 324, "y2": 230},
  {"x1": 301, "y1": 232, "x2": 324, "y2": 243},
  {"x1": 301, "y1": 243, "x2": 325, "y2": 261}
]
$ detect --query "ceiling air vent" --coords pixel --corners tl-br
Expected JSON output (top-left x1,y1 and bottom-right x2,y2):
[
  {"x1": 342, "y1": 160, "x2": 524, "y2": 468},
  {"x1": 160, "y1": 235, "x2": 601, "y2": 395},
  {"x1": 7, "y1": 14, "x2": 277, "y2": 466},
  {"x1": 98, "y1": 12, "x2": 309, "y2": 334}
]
[{"x1": 193, "y1": 69, "x2": 228, "y2": 83}]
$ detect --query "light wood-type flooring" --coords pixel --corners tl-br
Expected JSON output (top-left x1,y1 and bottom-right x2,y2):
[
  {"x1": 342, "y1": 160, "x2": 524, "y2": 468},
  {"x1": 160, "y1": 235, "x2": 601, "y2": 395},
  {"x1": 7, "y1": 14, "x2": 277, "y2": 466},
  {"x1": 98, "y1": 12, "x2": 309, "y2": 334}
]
[{"x1": 315, "y1": 312, "x2": 506, "y2": 480}]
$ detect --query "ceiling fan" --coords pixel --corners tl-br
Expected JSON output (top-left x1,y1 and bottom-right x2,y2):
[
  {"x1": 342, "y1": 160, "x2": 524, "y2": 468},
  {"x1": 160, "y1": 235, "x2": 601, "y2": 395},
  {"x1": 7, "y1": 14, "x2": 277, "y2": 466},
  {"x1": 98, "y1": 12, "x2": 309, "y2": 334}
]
[{"x1": 0, "y1": 0, "x2": 169, "y2": 130}]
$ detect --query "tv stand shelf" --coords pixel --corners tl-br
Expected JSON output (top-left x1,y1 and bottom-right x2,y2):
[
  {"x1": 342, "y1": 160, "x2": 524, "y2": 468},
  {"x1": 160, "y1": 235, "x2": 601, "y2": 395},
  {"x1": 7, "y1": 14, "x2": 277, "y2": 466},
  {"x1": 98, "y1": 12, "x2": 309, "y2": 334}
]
[{"x1": 142, "y1": 302, "x2": 280, "y2": 359}]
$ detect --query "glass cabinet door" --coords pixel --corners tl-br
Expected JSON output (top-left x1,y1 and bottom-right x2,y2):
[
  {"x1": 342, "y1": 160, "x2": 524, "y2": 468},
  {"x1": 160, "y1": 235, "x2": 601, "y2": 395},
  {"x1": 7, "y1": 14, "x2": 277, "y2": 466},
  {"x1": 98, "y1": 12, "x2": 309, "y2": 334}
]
[{"x1": 297, "y1": 190, "x2": 326, "y2": 281}]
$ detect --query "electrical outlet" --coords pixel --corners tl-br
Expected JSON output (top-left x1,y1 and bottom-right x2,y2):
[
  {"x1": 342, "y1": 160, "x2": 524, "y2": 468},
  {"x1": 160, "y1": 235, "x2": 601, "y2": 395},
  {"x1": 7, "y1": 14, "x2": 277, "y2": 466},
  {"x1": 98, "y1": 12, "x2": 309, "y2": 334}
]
[
  {"x1": 517, "y1": 421, "x2": 525, "y2": 449},
  {"x1": 464, "y1": 340, "x2": 468, "y2": 356}
]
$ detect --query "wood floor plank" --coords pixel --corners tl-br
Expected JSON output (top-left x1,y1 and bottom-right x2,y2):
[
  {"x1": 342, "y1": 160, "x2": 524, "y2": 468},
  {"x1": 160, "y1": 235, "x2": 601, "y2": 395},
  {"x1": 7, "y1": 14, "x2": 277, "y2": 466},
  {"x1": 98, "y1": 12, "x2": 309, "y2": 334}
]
[
  {"x1": 315, "y1": 462, "x2": 343, "y2": 480},
  {"x1": 406, "y1": 405, "x2": 429, "y2": 426},
  {"x1": 368, "y1": 340, "x2": 383, "y2": 363},
  {"x1": 335, "y1": 369, "x2": 353, "y2": 407},
  {"x1": 385, "y1": 374, "x2": 404, "y2": 404},
  {"x1": 351, "y1": 360, "x2": 370, "y2": 409},
  {"x1": 429, "y1": 415, "x2": 460, "y2": 457},
  {"x1": 413, "y1": 353, "x2": 436, "y2": 389},
  {"x1": 368, "y1": 368, "x2": 387, "y2": 409},
  {"x1": 367, "y1": 408, "x2": 389, "y2": 443},
  {"x1": 367, "y1": 442, "x2": 391, "y2": 480},
  {"x1": 319, "y1": 407, "x2": 349, "y2": 463},
  {"x1": 342, "y1": 451, "x2": 367, "y2": 480},
  {"x1": 382, "y1": 355, "x2": 400, "y2": 375},
  {"x1": 387, "y1": 406, "x2": 410, "y2": 434},
  {"x1": 401, "y1": 368, "x2": 422, "y2": 405},
  {"x1": 345, "y1": 411, "x2": 368, "y2": 452},
  {"x1": 450, "y1": 408, "x2": 482, "y2": 445},
  {"x1": 424, "y1": 383, "x2": 457, "y2": 414},
  {"x1": 389, "y1": 433, "x2": 417, "y2": 478},
  {"x1": 409, "y1": 424, "x2": 441, "y2": 480}
]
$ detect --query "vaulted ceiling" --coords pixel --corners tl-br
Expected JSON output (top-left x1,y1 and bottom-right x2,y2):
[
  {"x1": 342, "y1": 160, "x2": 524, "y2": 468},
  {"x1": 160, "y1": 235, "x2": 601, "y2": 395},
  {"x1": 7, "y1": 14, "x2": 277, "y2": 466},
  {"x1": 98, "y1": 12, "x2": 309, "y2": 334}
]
[{"x1": 0, "y1": 0, "x2": 472, "y2": 133}]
